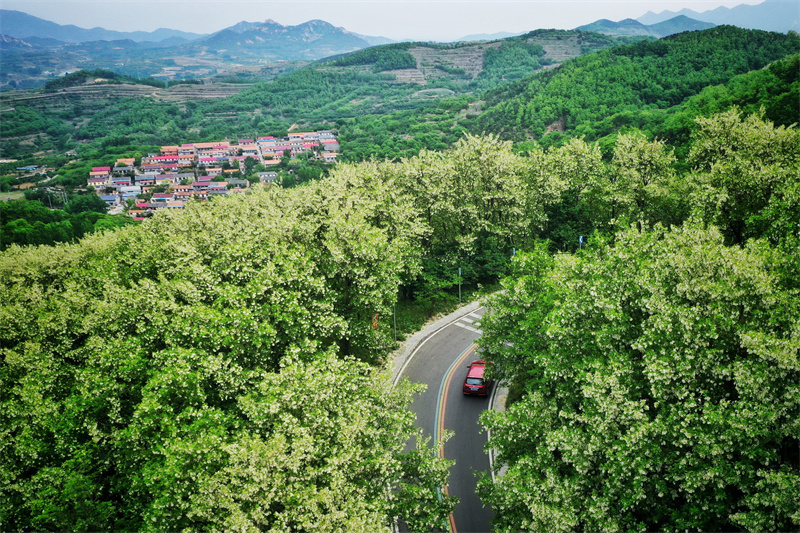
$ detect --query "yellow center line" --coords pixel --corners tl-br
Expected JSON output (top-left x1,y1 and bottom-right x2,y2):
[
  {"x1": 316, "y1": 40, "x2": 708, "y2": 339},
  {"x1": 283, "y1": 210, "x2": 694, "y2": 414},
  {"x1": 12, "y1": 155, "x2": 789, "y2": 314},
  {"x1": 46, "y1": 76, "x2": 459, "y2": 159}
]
[{"x1": 435, "y1": 343, "x2": 477, "y2": 533}]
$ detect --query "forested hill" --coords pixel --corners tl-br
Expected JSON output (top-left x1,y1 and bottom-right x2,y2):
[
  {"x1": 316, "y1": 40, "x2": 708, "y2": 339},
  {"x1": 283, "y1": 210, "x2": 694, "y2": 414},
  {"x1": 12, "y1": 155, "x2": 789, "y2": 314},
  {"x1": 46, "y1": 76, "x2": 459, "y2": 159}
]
[
  {"x1": 42, "y1": 69, "x2": 203, "y2": 92},
  {"x1": 474, "y1": 26, "x2": 799, "y2": 142},
  {"x1": 196, "y1": 29, "x2": 625, "y2": 129},
  {"x1": 332, "y1": 26, "x2": 799, "y2": 161},
  {"x1": 1, "y1": 27, "x2": 797, "y2": 168}
]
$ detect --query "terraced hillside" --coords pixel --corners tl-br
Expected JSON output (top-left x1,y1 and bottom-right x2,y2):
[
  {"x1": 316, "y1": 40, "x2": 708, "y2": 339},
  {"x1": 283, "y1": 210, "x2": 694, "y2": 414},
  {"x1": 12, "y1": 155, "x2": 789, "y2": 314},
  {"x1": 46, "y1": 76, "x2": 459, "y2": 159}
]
[
  {"x1": 0, "y1": 81, "x2": 251, "y2": 158},
  {"x1": 393, "y1": 43, "x2": 502, "y2": 84},
  {"x1": 1, "y1": 81, "x2": 248, "y2": 108},
  {"x1": 362, "y1": 30, "x2": 622, "y2": 86}
]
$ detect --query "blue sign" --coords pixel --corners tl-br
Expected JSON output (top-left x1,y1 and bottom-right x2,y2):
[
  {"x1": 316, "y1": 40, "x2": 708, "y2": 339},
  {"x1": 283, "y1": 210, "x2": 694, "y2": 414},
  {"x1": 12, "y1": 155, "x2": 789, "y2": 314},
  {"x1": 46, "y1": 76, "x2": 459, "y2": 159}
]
[{"x1": 579, "y1": 236, "x2": 584, "y2": 244}]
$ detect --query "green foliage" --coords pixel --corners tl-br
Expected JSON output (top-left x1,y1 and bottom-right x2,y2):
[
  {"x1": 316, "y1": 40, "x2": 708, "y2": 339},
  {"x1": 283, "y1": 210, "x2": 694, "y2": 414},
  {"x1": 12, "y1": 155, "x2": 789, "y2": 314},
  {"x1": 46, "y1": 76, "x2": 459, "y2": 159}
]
[
  {"x1": 23, "y1": 189, "x2": 65, "y2": 209},
  {"x1": 0, "y1": 176, "x2": 17, "y2": 192},
  {"x1": 585, "y1": 51, "x2": 800, "y2": 164},
  {"x1": 332, "y1": 46, "x2": 417, "y2": 72},
  {"x1": 479, "y1": 225, "x2": 800, "y2": 532},
  {"x1": 64, "y1": 193, "x2": 109, "y2": 215},
  {"x1": 687, "y1": 107, "x2": 800, "y2": 245},
  {"x1": 395, "y1": 134, "x2": 555, "y2": 293},
  {"x1": 329, "y1": 43, "x2": 415, "y2": 68},
  {"x1": 0, "y1": 106, "x2": 74, "y2": 157},
  {"x1": 475, "y1": 40, "x2": 546, "y2": 89},
  {"x1": 0, "y1": 199, "x2": 133, "y2": 249},
  {"x1": 476, "y1": 26, "x2": 799, "y2": 143},
  {"x1": 477, "y1": 110, "x2": 800, "y2": 532},
  {"x1": 3, "y1": 35, "x2": 798, "y2": 524},
  {"x1": 0, "y1": 175, "x2": 454, "y2": 529},
  {"x1": 42, "y1": 69, "x2": 168, "y2": 92}
]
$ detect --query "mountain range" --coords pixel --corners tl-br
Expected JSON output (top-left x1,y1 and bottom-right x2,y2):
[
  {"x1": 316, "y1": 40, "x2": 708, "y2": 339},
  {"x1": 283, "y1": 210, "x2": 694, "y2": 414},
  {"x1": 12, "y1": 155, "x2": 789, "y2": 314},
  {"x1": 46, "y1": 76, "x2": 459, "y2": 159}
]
[
  {"x1": 576, "y1": 15, "x2": 716, "y2": 38},
  {"x1": 3, "y1": 0, "x2": 795, "y2": 50},
  {"x1": 0, "y1": 13, "x2": 398, "y2": 90},
  {"x1": 0, "y1": 0, "x2": 795, "y2": 91},
  {"x1": 0, "y1": 9, "x2": 392, "y2": 50},
  {"x1": 0, "y1": 10, "x2": 206, "y2": 43},
  {"x1": 637, "y1": 0, "x2": 798, "y2": 33}
]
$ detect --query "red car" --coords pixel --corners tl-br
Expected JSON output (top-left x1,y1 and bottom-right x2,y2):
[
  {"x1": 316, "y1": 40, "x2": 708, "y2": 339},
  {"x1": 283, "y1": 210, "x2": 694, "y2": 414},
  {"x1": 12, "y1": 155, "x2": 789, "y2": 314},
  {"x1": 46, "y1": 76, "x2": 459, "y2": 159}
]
[{"x1": 463, "y1": 360, "x2": 492, "y2": 396}]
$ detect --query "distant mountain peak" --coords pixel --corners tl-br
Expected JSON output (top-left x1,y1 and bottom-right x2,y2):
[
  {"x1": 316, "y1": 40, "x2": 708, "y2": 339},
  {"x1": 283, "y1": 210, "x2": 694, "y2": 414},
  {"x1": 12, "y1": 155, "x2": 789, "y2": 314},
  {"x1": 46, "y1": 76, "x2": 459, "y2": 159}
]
[
  {"x1": 636, "y1": 0, "x2": 798, "y2": 33},
  {"x1": 0, "y1": 9, "x2": 207, "y2": 43},
  {"x1": 577, "y1": 14, "x2": 715, "y2": 38},
  {"x1": 195, "y1": 19, "x2": 388, "y2": 61}
]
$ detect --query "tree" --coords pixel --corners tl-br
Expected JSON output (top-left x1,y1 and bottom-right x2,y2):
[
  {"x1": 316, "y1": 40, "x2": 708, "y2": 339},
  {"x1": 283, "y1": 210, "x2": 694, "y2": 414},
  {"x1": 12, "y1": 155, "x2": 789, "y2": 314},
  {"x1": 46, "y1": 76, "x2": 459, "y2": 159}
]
[
  {"x1": 0, "y1": 176, "x2": 16, "y2": 192},
  {"x1": 538, "y1": 137, "x2": 605, "y2": 251},
  {"x1": 243, "y1": 156, "x2": 258, "y2": 176},
  {"x1": 64, "y1": 194, "x2": 109, "y2": 215},
  {"x1": 0, "y1": 183, "x2": 453, "y2": 531},
  {"x1": 295, "y1": 161, "x2": 426, "y2": 359},
  {"x1": 609, "y1": 130, "x2": 677, "y2": 228},
  {"x1": 23, "y1": 189, "x2": 65, "y2": 209},
  {"x1": 688, "y1": 107, "x2": 800, "y2": 244},
  {"x1": 119, "y1": 353, "x2": 454, "y2": 531},
  {"x1": 396, "y1": 134, "x2": 538, "y2": 288},
  {"x1": 478, "y1": 225, "x2": 800, "y2": 532}
]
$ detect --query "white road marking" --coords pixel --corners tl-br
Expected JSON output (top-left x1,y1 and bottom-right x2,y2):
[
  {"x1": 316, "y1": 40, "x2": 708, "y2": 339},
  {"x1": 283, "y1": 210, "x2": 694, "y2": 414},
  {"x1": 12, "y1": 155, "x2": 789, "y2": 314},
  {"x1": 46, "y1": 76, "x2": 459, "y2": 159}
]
[
  {"x1": 393, "y1": 305, "x2": 483, "y2": 386},
  {"x1": 455, "y1": 322, "x2": 481, "y2": 333}
]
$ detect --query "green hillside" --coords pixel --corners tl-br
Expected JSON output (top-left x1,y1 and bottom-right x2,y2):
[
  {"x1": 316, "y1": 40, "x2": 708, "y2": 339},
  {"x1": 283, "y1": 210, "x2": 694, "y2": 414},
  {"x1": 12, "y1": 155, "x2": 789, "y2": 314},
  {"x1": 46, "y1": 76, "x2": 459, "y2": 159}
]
[
  {"x1": 2, "y1": 27, "x2": 797, "y2": 167},
  {"x1": 336, "y1": 26, "x2": 799, "y2": 161},
  {"x1": 587, "y1": 50, "x2": 800, "y2": 161},
  {"x1": 0, "y1": 30, "x2": 628, "y2": 162},
  {"x1": 474, "y1": 26, "x2": 799, "y2": 141}
]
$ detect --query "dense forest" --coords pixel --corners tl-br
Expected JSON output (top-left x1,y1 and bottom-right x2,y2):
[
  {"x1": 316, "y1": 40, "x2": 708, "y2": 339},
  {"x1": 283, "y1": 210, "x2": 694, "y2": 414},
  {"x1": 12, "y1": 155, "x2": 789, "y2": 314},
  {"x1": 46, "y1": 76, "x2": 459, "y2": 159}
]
[
  {"x1": 0, "y1": 196, "x2": 135, "y2": 248},
  {"x1": 42, "y1": 69, "x2": 204, "y2": 92},
  {"x1": 476, "y1": 109, "x2": 799, "y2": 532},
  {"x1": 476, "y1": 26, "x2": 799, "y2": 139},
  {"x1": 2, "y1": 107, "x2": 798, "y2": 530},
  {"x1": 1, "y1": 24, "x2": 799, "y2": 531}
]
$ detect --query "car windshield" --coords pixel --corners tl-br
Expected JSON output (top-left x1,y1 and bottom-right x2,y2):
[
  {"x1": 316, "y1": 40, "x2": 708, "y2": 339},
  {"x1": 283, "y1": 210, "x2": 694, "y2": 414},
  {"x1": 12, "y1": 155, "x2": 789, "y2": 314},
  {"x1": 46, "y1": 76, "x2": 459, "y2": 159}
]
[{"x1": 466, "y1": 377, "x2": 484, "y2": 386}]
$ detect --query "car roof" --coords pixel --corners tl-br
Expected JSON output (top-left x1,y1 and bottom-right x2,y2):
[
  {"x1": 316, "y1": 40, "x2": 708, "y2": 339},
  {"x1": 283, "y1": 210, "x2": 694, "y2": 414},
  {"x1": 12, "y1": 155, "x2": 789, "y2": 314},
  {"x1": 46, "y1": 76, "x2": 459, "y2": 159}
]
[{"x1": 467, "y1": 360, "x2": 486, "y2": 379}]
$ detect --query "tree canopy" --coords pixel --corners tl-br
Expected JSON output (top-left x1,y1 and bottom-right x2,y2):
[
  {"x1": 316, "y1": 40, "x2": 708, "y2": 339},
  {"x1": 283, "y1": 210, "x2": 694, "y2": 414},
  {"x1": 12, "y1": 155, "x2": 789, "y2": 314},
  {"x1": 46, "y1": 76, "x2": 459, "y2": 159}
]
[
  {"x1": 1, "y1": 99, "x2": 798, "y2": 530},
  {"x1": 0, "y1": 178, "x2": 453, "y2": 530},
  {"x1": 477, "y1": 109, "x2": 799, "y2": 532}
]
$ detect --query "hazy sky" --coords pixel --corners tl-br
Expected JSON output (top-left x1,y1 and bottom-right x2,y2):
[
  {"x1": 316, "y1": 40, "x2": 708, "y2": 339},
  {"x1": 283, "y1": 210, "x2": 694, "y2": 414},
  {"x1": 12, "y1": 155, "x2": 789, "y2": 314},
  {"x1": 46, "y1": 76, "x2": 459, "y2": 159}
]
[{"x1": 3, "y1": 0, "x2": 762, "y2": 41}]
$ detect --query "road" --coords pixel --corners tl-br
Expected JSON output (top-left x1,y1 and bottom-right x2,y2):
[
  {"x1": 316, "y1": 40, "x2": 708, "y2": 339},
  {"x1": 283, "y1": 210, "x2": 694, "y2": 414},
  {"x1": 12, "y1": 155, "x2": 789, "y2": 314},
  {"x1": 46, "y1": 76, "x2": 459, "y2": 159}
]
[{"x1": 394, "y1": 304, "x2": 494, "y2": 533}]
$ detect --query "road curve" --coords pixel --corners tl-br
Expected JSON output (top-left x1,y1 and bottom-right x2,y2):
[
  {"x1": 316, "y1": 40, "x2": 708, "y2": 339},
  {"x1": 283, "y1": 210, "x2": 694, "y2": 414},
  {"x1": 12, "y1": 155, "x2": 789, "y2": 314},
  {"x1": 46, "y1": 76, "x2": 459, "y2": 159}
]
[{"x1": 392, "y1": 303, "x2": 494, "y2": 533}]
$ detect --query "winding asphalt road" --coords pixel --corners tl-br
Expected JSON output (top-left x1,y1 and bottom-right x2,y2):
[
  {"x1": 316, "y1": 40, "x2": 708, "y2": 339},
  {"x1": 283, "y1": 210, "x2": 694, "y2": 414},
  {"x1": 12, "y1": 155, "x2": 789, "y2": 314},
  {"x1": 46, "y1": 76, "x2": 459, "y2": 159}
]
[{"x1": 393, "y1": 303, "x2": 495, "y2": 533}]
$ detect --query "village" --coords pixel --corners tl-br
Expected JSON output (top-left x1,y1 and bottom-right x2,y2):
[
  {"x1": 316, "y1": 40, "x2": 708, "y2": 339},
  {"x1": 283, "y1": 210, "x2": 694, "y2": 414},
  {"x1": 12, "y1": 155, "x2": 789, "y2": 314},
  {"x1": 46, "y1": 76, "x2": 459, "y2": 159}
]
[{"x1": 87, "y1": 131, "x2": 340, "y2": 220}]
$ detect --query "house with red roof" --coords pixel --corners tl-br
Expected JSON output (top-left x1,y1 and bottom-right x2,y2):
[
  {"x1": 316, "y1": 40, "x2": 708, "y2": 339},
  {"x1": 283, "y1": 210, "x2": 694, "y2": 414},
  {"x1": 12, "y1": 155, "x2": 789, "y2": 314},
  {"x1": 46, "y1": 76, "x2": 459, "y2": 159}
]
[{"x1": 152, "y1": 193, "x2": 175, "y2": 203}]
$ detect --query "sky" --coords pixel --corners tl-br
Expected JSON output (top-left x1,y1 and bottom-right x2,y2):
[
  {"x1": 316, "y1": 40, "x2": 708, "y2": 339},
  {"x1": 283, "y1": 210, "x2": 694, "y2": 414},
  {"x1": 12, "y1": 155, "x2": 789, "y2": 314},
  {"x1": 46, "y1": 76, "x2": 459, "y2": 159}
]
[{"x1": 3, "y1": 0, "x2": 763, "y2": 42}]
